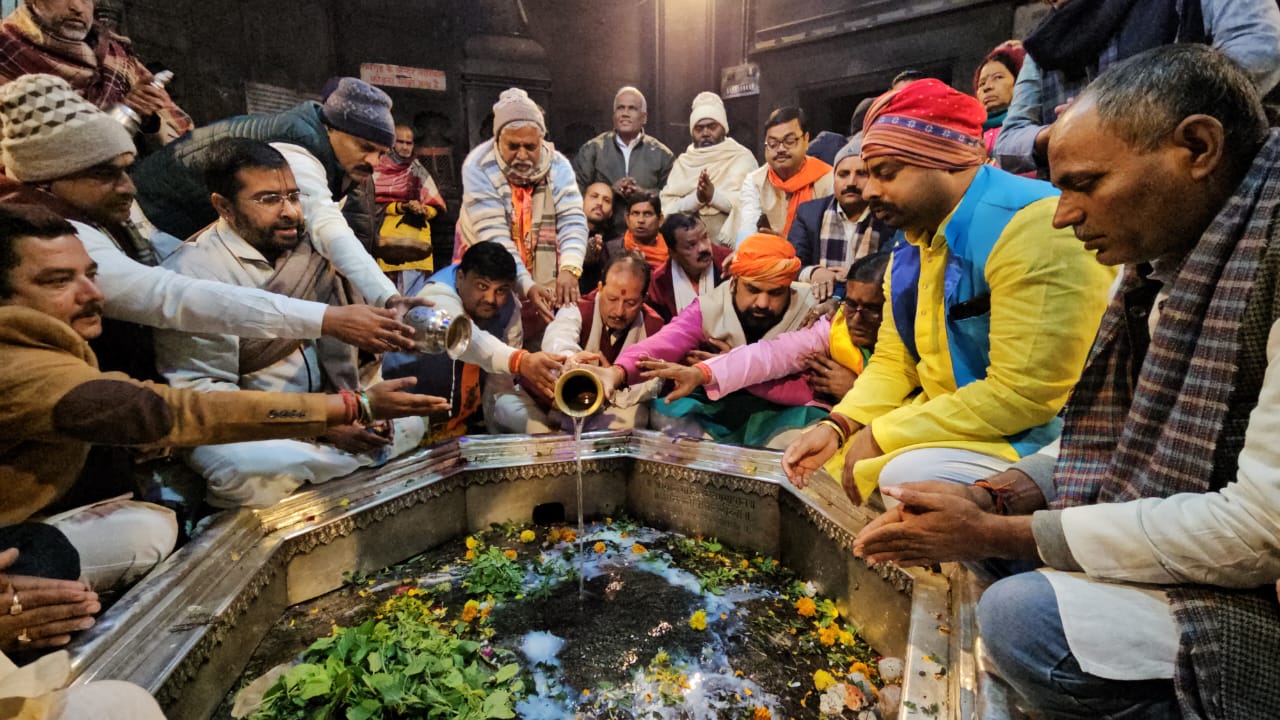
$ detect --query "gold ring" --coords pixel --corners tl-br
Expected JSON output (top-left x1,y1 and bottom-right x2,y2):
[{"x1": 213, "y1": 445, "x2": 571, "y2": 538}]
[
  {"x1": 8, "y1": 592, "x2": 19, "y2": 616},
  {"x1": 16, "y1": 629, "x2": 30, "y2": 644}
]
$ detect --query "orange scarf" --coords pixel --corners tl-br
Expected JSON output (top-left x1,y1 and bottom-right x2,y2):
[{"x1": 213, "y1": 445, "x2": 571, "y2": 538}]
[
  {"x1": 510, "y1": 184, "x2": 535, "y2": 268},
  {"x1": 623, "y1": 231, "x2": 669, "y2": 271},
  {"x1": 767, "y1": 156, "x2": 832, "y2": 237}
]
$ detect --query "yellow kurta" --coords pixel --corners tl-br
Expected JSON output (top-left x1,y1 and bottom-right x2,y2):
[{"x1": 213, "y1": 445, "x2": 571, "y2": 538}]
[{"x1": 827, "y1": 195, "x2": 1116, "y2": 500}]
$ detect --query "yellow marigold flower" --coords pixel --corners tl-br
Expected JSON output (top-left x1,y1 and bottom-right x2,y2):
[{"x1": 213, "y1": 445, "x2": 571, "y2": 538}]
[
  {"x1": 593, "y1": 541, "x2": 607, "y2": 554},
  {"x1": 813, "y1": 669, "x2": 836, "y2": 691},
  {"x1": 795, "y1": 597, "x2": 817, "y2": 617},
  {"x1": 753, "y1": 707, "x2": 771, "y2": 720},
  {"x1": 740, "y1": 559, "x2": 750, "y2": 569},
  {"x1": 605, "y1": 517, "x2": 613, "y2": 525},
  {"x1": 465, "y1": 536, "x2": 479, "y2": 549},
  {"x1": 503, "y1": 549, "x2": 518, "y2": 560},
  {"x1": 465, "y1": 549, "x2": 475, "y2": 561},
  {"x1": 461, "y1": 599, "x2": 480, "y2": 622},
  {"x1": 818, "y1": 624, "x2": 839, "y2": 646},
  {"x1": 582, "y1": 689, "x2": 590, "y2": 696},
  {"x1": 838, "y1": 630, "x2": 854, "y2": 646},
  {"x1": 519, "y1": 529, "x2": 536, "y2": 543},
  {"x1": 631, "y1": 543, "x2": 647, "y2": 554},
  {"x1": 689, "y1": 609, "x2": 708, "y2": 631},
  {"x1": 547, "y1": 528, "x2": 562, "y2": 543}
]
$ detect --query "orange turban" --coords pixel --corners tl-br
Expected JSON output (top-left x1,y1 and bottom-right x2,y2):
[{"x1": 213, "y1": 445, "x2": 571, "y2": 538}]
[{"x1": 731, "y1": 233, "x2": 801, "y2": 285}]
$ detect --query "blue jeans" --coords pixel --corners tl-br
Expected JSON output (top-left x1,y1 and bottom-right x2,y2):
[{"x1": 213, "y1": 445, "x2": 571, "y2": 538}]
[{"x1": 977, "y1": 572, "x2": 1179, "y2": 719}]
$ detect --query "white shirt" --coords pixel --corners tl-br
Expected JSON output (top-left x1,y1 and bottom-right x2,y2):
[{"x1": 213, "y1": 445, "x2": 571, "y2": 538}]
[
  {"x1": 271, "y1": 142, "x2": 398, "y2": 307},
  {"x1": 153, "y1": 220, "x2": 322, "y2": 394},
  {"x1": 73, "y1": 220, "x2": 327, "y2": 340},
  {"x1": 614, "y1": 131, "x2": 643, "y2": 175}
]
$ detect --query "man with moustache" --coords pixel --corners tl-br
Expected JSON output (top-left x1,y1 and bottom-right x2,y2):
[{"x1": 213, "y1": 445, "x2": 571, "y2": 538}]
[
  {"x1": 788, "y1": 135, "x2": 895, "y2": 301},
  {"x1": 0, "y1": 204, "x2": 447, "y2": 589},
  {"x1": 852, "y1": 46, "x2": 1280, "y2": 720},
  {"x1": 599, "y1": 233, "x2": 818, "y2": 446},
  {"x1": 647, "y1": 212, "x2": 732, "y2": 322},
  {"x1": 641, "y1": 251, "x2": 889, "y2": 447},
  {"x1": 0, "y1": 0, "x2": 192, "y2": 145},
  {"x1": 456, "y1": 87, "x2": 587, "y2": 328},
  {"x1": 383, "y1": 241, "x2": 567, "y2": 438},
  {"x1": 782, "y1": 79, "x2": 1113, "y2": 507},
  {"x1": 132, "y1": 77, "x2": 422, "y2": 322},
  {"x1": 154, "y1": 139, "x2": 427, "y2": 509},
  {"x1": 729, "y1": 107, "x2": 833, "y2": 246},
  {"x1": 577, "y1": 180, "x2": 617, "y2": 291},
  {"x1": 661, "y1": 91, "x2": 756, "y2": 245},
  {"x1": 0, "y1": 75, "x2": 416, "y2": 387},
  {"x1": 539, "y1": 253, "x2": 664, "y2": 431}
]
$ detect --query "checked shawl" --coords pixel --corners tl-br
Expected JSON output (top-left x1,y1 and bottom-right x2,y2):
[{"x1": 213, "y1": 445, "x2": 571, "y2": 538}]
[{"x1": 1053, "y1": 130, "x2": 1280, "y2": 719}]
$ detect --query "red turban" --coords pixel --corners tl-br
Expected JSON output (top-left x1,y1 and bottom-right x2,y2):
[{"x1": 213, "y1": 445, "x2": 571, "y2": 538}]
[
  {"x1": 862, "y1": 79, "x2": 988, "y2": 170},
  {"x1": 732, "y1": 233, "x2": 801, "y2": 285}
]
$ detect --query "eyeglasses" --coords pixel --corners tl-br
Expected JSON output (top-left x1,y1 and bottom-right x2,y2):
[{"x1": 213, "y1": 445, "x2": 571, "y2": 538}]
[
  {"x1": 249, "y1": 191, "x2": 303, "y2": 208},
  {"x1": 843, "y1": 300, "x2": 883, "y2": 320},
  {"x1": 764, "y1": 134, "x2": 803, "y2": 151}
]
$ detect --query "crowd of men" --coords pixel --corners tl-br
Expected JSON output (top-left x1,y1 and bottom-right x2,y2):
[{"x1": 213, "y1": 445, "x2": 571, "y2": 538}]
[{"x1": 0, "y1": 0, "x2": 1279, "y2": 717}]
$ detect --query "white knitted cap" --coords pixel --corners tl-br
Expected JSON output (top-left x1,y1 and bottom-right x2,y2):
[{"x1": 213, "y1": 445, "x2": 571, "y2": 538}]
[
  {"x1": 0, "y1": 74, "x2": 135, "y2": 183},
  {"x1": 689, "y1": 91, "x2": 728, "y2": 134}
]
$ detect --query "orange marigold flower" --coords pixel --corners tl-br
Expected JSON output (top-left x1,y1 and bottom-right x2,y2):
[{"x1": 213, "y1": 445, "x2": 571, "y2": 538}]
[
  {"x1": 465, "y1": 549, "x2": 475, "y2": 561},
  {"x1": 503, "y1": 549, "x2": 518, "y2": 560},
  {"x1": 593, "y1": 541, "x2": 607, "y2": 554},
  {"x1": 818, "y1": 624, "x2": 839, "y2": 646},
  {"x1": 631, "y1": 543, "x2": 647, "y2": 554},
  {"x1": 752, "y1": 707, "x2": 771, "y2": 720},
  {"x1": 461, "y1": 599, "x2": 480, "y2": 622},
  {"x1": 561, "y1": 528, "x2": 577, "y2": 543},
  {"x1": 795, "y1": 597, "x2": 817, "y2": 617}
]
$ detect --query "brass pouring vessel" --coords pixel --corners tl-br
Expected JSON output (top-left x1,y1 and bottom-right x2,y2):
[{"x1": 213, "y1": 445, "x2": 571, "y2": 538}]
[{"x1": 554, "y1": 368, "x2": 605, "y2": 417}]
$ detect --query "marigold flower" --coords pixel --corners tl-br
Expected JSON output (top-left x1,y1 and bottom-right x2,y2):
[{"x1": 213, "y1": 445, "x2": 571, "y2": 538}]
[
  {"x1": 547, "y1": 528, "x2": 562, "y2": 543},
  {"x1": 465, "y1": 536, "x2": 479, "y2": 549},
  {"x1": 689, "y1": 609, "x2": 707, "y2": 631},
  {"x1": 519, "y1": 529, "x2": 536, "y2": 543},
  {"x1": 461, "y1": 599, "x2": 480, "y2": 622},
  {"x1": 818, "y1": 624, "x2": 839, "y2": 646},
  {"x1": 561, "y1": 528, "x2": 577, "y2": 542},
  {"x1": 465, "y1": 549, "x2": 475, "y2": 561},
  {"x1": 849, "y1": 662, "x2": 871, "y2": 677},
  {"x1": 503, "y1": 549, "x2": 518, "y2": 560},
  {"x1": 813, "y1": 669, "x2": 836, "y2": 691},
  {"x1": 752, "y1": 707, "x2": 771, "y2": 720},
  {"x1": 631, "y1": 543, "x2": 647, "y2": 554},
  {"x1": 795, "y1": 597, "x2": 817, "y2": 617},
  {"x1": 838, "y1": 630, "x2": 854, "y2": 646},
  {"x1": 593, "y1": 541, "x2": 607, "y2": 554}
]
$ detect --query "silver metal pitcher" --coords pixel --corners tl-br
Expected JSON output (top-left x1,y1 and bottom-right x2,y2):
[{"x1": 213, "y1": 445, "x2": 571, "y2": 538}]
[{"x1": 405, "y1": 306, "x2": 472, "y2": 358}]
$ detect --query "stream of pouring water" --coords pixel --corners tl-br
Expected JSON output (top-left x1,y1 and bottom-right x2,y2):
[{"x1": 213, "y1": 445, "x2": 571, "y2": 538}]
[{"x1": 573, "y1": 416, "x2": 585, "y2": 599}]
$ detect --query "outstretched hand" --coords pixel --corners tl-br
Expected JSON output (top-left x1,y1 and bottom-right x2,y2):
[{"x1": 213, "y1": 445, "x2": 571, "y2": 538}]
[
  {"x1": 637, "y1": 359, "x2": 706, "y2": 403},
  {"x1": 781, "y1": 424, "x2": 841, "y2": 489},
  {"x1": 853, "y1": 483, "x2": 991, "y2": 567},
  {"x1": 365, "y1": 377, "x2": 451, "y2": 419},
  {"x1": 322, "y1": 305, "x2": 417, "y2": 353}
]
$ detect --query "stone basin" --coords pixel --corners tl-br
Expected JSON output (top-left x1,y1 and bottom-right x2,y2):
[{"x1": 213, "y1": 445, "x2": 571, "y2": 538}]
[{"x1": 61, "y1": 430, "x2": 993, "y2": 719}]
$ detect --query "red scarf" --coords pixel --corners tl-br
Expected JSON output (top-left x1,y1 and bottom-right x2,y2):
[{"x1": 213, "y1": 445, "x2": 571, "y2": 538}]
[{"x1": 767, "y1": 156, "x2": 832, "y2": 237}]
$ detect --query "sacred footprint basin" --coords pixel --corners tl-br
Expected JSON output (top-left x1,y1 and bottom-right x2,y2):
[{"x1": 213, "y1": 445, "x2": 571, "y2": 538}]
[{"x1": 64, "y1": 431, "x2": 977, "y2": 719}]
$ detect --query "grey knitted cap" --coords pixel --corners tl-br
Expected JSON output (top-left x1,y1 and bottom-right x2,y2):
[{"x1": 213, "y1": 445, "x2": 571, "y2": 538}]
[{"x1": 321, "y1": 77, "x2": 395, "y2": 148}]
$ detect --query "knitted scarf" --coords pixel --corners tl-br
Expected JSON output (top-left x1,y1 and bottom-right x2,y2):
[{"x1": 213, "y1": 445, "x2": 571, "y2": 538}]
[
  {"x1": 1053, "y1": 130, "x2": 1280, "y2": 719},
  {"x1": 498, "y1": 142, "x2": 558, "y2": 287},
  {"x1": 767, "y1": 156, "x2": 831, "y2": 237}
]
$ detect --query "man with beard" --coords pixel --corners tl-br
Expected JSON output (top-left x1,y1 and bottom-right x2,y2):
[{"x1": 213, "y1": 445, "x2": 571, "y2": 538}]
[
  {"x1": 646, "y1": 212, "x2": 731, "y2": 322},
  {"x1": 640, "y1": 252, "x2": 889, "y2": 448},
  {"x1": 0, "y1": 204, "x2": 446, "y2": 589},
  {"x1": 382, "y1": 241, "x2": 567, "y2": 438},
  {"x1": 598, "y1": 233, "x2": 818, "y2": 446},
  {"x1": 0, "y1": 0, "x2": 192, "y2": 146},
  {"x1": 788, "y1": 135, "x2": 896, "y2": 301},
  {"x1": 154, "y1": 139, "x2": 431, "y2": 509},
  {"x1": 661, "y1": 92, "x2": 756, "y2": 245},
  {"x1": 782, "y1": 79, "x2": 1113, "y2": 507},
  {"x1": 456, "y1": 87, "x2": 586, "y2": 332},
  {"x1": 0, "y1": 75, "x2": 416, "y2": 385},
  {"x1": 132, "y1": 77, "x2": 424, "y2": 324},
  {"x1": 372, "y1": 124, "x2": 446, "y2": 286},
  {"x1": 729, "y1": 107, "x2": 833, "y2": 246},
  {"x1": 539, "y1": 253, "x2": 664, "y2": 431},
  {"x1": 577, "y1": 180, "x2": 618, "y2": 292}
]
